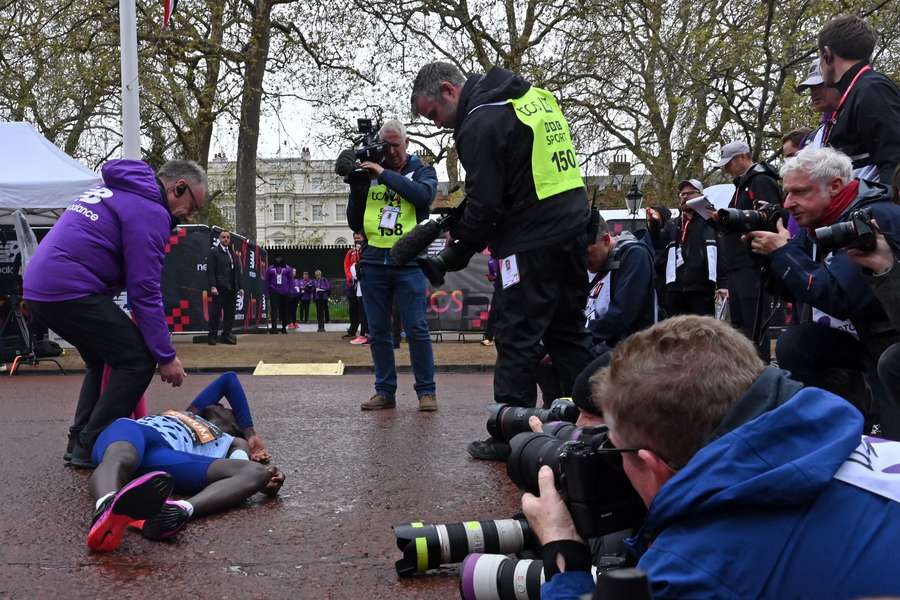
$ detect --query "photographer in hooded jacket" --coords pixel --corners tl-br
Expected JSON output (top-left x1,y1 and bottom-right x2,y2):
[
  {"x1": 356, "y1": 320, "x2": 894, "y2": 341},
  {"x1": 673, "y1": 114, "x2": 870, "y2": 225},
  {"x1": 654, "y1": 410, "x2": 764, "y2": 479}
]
[
  {"x1": 745, "y1": 146, "x2": 900, "y2": 438},
  {"x1": 524, "y1": 315, "x2": 900, "y2": 600},
  {"x1": 340, "y1": 119, "x2": 439, "y2": 413}
]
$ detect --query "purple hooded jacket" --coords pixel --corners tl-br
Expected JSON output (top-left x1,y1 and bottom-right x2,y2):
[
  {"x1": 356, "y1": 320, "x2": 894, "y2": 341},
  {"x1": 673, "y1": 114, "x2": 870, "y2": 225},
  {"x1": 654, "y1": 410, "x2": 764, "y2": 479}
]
[{"x1": 24, "y1": 160, "x2": 177, "y2": 364}]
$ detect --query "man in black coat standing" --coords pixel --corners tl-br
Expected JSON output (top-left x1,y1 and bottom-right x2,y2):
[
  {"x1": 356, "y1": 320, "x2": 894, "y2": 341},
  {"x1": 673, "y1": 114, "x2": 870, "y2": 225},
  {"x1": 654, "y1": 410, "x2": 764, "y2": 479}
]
[{"x1": 206, "y1": 230, "x2": 242, "y2": 345}]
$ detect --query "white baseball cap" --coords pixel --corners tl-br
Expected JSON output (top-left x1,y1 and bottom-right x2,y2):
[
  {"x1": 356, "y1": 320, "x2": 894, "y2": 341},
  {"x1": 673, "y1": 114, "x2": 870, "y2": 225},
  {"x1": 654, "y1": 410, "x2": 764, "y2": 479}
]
[{"x1": 716, "y1": 141, "x2": 751, "y2": 169}]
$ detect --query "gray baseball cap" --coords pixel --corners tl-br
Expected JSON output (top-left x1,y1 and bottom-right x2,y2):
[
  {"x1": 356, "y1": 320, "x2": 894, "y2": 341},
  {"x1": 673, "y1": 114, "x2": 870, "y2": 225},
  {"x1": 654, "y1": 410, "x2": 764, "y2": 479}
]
[
  {"x1": 797, "y1": 60, "x2": 824, "y2": 91},
  {"x1": 677, "y1": 178, "x2": 704, "y2": 193},
  {"x1": 716, "y1": 141, "x2": 750, "y2": 168}
]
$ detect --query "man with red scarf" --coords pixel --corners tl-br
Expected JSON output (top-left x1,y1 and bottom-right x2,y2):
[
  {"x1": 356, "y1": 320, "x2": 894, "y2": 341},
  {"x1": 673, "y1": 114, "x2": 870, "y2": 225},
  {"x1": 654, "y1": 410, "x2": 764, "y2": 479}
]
[{"x1": 746, "y1": 146, "x2": 900, "y2": 438}]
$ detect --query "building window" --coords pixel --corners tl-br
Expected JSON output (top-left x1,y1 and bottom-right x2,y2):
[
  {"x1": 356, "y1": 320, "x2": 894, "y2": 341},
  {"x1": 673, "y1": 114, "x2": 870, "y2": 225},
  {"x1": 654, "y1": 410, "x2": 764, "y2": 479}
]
[
  {"x1": 335, "y1": 203, "x2": 346, "y2": 223},
  {"x1": 312, "y1": 204, "x2": 324, "y2": 223},
  {"x1": 273, "y1": 203, "x2": 285, "y2": 221}
]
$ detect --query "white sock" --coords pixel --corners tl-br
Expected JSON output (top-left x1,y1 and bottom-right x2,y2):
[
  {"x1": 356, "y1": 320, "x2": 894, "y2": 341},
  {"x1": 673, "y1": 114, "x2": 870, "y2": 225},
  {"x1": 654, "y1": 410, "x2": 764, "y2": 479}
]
[
  {"x1": 172, "y1": 499, "x2": 194, "y2": 517},
  {"x1": 95, "y1": 492, "x2": 114, "y2": 511},
  {"x1": 229, "y1": 449, "x2": 249, "y2": 461}
]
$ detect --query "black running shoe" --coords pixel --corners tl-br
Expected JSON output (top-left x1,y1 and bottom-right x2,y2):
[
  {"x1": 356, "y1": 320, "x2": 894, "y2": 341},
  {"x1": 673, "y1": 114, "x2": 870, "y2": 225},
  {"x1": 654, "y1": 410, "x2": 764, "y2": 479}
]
[
  {"x1": 141, "y1": 500, "x2": 191, "y2": 541},
  {"x1": 467, "y1": 438, "x2": 511, "y2": 462}
]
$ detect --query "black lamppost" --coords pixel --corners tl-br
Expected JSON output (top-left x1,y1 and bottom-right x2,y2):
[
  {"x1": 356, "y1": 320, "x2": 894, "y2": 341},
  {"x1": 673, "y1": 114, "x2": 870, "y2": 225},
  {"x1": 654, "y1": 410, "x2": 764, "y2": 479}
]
[{"x1": 625, "y1": 179, "x2": 643, "y2": 227}]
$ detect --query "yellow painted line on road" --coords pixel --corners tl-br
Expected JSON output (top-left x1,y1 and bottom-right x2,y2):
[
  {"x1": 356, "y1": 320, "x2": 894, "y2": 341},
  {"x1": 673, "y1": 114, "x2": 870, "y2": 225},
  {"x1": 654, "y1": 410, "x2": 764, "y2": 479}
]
[{"x1": 252, "y1": 360, "x2": 345, "y2": 376}]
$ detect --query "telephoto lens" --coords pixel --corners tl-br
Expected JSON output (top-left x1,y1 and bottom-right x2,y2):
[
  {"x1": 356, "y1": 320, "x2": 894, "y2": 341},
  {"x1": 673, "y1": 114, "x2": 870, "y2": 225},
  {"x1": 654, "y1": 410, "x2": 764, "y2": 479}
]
[
  {"x1": 717, "y1": 208, "x2": 770, "y2": 233},
  {"x1": 593, "y1": 568, "x2": 653, "y2": 600},
  {"x1": 459, "y1": 554, "x2": 598, "y2": 600},
  {"x1": 487, "y1": 398, "x2": 581, "y2": 443},
  {"x1": 393, "y1": 518, "x2": 534, "y2": 576}
]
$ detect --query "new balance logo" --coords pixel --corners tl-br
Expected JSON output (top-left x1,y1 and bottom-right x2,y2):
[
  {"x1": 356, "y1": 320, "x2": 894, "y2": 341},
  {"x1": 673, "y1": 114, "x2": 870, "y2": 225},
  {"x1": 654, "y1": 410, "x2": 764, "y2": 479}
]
[
  {"x1": 77, "y1": 186, "x2": 113, "y2": 205},
  {"x1": 67, "y1": 203, "x2": 100, "y2": 222}
]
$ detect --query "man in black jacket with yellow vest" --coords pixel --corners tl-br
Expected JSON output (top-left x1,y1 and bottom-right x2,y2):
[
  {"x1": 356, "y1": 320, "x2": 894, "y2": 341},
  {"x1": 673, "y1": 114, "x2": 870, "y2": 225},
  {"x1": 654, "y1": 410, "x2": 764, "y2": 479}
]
[
  {"x1": 412, "y1": 62, "x2": 593, "y2": 460},
  {"x1": 818, "y1": 15, "x2": 900, "y2": 183}
]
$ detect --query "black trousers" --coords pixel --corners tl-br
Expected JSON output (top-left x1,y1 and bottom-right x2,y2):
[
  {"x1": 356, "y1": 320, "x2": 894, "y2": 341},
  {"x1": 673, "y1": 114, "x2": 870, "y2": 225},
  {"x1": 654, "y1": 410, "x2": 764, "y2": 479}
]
[
  {"x1": 27, "y1": 296, "x2": 156, "y2": 451},
  {"x1": 358, "y1": 294, "x2": 369, "y2": 336},
  {"x1": 726, "y1": 267, "x2": 770, "y2": 361},
  {"x1": 776, "y1": 322, "x2": 900, "y2": 438},
  {"x1": 300, "y1": 299, "x2": 311, "y2": 322},
  {"x1": 270, "y1": 292, "x2": 290, "y2": 331},
  {"x1": 287, "y1": 296, "x2": 299, "y2": 325},
  {"x1": 347, "y1": 287, "x2": 360, "y2": 334},
  {"x1": 316, "y1": 297, "x2": 329, "y2": 329},
  {"x1": 493, "y1": 239, "x2": 594, "y2": 407},
  {"x1": 484, "y1": 279, "x2": 501, "y2": 341},
  {"x1": 665, "y1": 288, "x2": 714, "y2": 317},
  {"x1": 209, "y1": 289, "x2": 236, "y2": 337}
]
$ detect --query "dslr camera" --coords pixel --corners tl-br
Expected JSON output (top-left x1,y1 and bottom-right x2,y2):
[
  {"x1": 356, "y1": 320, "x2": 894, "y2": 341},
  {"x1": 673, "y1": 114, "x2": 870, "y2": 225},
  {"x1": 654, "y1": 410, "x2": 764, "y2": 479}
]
[
  {"x1": 717, "y1": 203, "x2": 785, "y2": 234},
  {"x1": 507, "y1": 427, "x2": 646, "y2": 540},
  {"x1": 334, "y1": 118, "x2": 391, "y2": 184},
  {"x1": 814, "y1": 208, "x2": 877, "y2": 254}
]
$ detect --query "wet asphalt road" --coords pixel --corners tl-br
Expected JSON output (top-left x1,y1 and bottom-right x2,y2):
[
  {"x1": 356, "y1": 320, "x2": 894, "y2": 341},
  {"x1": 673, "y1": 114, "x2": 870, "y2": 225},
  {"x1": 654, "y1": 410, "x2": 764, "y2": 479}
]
[{"x1": 0, "y1": 373, "x2": 521, "y2": 599}]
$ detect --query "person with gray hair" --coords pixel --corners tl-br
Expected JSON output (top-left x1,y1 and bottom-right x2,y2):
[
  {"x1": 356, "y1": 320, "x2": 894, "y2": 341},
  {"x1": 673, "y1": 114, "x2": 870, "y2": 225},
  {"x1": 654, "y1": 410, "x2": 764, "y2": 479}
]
[
  {"x1": 745, "y1": 145, "x2": 900, "y2": 438},
  {"x1": 341, "y1": 117, "x2": 439, "y2": 412},
  {"x1": 24, "y1": 157, "x2": 207, "y2": 468}
]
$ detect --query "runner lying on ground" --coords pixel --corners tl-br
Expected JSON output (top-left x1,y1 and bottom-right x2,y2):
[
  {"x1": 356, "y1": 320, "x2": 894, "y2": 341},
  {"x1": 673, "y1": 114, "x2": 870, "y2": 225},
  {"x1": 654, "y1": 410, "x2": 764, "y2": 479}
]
[{"x1": 86, "y1": 372, "x2": 285, "y2": 552}]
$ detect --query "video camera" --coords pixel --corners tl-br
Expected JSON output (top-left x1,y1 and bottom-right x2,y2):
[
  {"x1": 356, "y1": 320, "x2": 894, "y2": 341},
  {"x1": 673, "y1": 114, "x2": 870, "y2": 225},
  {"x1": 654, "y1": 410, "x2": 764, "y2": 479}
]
[
  {"x1": 334, "y1": 118, "x2": 391, "y2": 183},
  {"x1": 506, "y1": 427, "x2": 646, "y2": 540},
  {"x1": 388, "y1": 200, "x2": 480, "y2": 283},
  {"x1": 814, "y1": 208, "x2": 877, "y2": 254}
]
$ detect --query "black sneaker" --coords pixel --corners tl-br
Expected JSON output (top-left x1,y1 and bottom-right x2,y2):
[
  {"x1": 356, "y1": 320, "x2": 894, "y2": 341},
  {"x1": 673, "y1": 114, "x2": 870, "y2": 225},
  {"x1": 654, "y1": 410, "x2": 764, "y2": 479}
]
[
  {"x1": 467, "y1": 438, "x2": 510, "y2": 462},
  {"x1": 219, "y1": 334, "x2": 237, "y2": 345},
  {"x1": 63, "y1": 432, "x2": 78, "y2": 462},
  {"x1": 68, "y1": 441, "x2": 95, "y2": 469},
  {"x1": 207, "y1": 335, "x2": 217, "y2": 346},
  {"x1": 140, "y1": 500, "x2": 191, "y2": 541},
  {"x1": 342, "y1": 332, "x2": 354, "y2": 339}
]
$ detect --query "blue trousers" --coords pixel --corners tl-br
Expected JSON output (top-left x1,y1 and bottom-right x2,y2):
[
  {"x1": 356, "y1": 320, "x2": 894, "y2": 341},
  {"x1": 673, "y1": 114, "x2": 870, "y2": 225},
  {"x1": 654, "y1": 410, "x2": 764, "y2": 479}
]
[{"x1": 359, "y1": 263, "x2": 435, "y2": 396}]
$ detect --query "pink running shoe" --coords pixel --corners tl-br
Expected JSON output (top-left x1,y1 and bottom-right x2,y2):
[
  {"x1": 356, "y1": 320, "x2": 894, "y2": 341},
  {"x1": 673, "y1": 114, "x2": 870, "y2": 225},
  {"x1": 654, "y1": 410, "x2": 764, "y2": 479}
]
[
  {"x1": 350, "y1": 336, "x2": 368, "y2": 345},
  {"x1": 87, "y1": 471, "x2": 173, "y2": 552}
]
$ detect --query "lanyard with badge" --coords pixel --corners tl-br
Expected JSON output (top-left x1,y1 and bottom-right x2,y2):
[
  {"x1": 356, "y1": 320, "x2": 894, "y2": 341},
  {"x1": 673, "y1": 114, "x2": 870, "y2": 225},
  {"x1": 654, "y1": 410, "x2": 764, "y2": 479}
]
[
  {"x1": 379, "y1": 189, "x2": 401, "y2": 234},
  {"x1": 822, "y1": 64, "x2": 871, "y2": 144}
]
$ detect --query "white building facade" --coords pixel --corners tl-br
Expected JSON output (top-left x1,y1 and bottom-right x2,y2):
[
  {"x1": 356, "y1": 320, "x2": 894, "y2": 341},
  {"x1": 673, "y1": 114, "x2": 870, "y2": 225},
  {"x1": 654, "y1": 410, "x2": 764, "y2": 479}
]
[{"x1": 207, "y1": 156, "x2": 355, "y2": 246}]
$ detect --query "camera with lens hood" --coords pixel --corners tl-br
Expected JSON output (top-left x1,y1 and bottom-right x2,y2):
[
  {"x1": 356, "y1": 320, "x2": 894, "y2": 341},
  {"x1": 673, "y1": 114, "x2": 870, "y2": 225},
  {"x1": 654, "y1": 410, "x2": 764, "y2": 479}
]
[
  {"x1": 486, "y1": 398, "x2": 580, "y2": 443},
  {"x1": 814, "y1": 208, "x2": 877, "y2": 254},
  {"x1": 717, "y1": 203, "x2": 786, "y2": 234},
  {"x1": 507, "y1": 428, "x2": 646, "y2": 540}
]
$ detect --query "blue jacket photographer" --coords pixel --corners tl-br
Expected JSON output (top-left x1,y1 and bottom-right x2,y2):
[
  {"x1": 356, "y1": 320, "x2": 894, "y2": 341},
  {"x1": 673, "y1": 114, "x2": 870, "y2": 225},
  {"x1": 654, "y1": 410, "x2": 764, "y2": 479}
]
[
  {"x1": 745, "y1": 145, "x2": 900, "y2": 437},
  {"x1": 585, "y1": 216, "x2": 656, "y2": 354},
  {"x1": 342, "y1": 119, "x2": 439, "y2": 412},
  {"x1": 411, "y1": 62, "x2": 593, "y2": 460},
  {"x1": 523, "y1": 316, "x2": 900, "y2": 600}
]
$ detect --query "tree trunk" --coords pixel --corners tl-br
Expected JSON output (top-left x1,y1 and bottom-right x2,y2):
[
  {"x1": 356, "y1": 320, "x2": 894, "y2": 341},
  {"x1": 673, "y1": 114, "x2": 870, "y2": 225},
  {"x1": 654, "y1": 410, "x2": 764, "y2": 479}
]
[{"x1": 235, "y1": 0, "x2": 273, "y2": 241}]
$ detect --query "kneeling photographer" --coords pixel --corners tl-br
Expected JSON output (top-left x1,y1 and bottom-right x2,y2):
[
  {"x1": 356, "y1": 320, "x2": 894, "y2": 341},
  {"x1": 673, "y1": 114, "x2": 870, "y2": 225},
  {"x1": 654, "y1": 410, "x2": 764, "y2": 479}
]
[
  {"x1": 744, "y1": 146, "x2": 900, "y2": 437},
  {"x1": 523, "y1": 315, "x2": 900, "y2": 599},
  {"x1": 335, "y1": 119, "x2": 438, "y2": 412}
]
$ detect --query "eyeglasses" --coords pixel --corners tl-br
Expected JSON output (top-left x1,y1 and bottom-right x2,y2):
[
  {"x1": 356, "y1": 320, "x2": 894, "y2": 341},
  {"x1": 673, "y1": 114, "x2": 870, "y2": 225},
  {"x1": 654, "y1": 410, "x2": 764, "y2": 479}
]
[{"x1": 183, "y1": 184, "x2": 202, "y2": 213}]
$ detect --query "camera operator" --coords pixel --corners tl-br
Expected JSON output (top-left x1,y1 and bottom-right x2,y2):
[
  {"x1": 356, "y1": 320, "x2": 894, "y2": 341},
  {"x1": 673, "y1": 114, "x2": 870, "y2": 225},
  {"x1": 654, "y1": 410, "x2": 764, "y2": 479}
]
[
  {"x1": 341, "y1": 119, "x2": 438, "y2": 412},
  {"x1": 745, "y1": 146, "x2": 900, "y2": 437},
  {"x1": 522, "y1": 315, "x2": 900, "y2": 599},
  {"x1": 818, "y1": 15, "x2": 900, "y2": 183},
  {"x1": 411, "y1": 62, "x2": 593, "y2": 460},
  {"x1": 715, "y1": 141, "x2": 782, "y2": 359},
  {"x1": 585, "y1": 213, "x2": 656, "y2": 356}
]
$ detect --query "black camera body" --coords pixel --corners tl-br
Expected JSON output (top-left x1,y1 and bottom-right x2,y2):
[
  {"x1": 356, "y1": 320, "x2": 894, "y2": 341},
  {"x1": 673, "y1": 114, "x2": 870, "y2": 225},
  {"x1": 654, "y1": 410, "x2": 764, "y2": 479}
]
[
  {"x1": 814, "y1": 208, "x2": 877, "y2": 254},
  {"x1": 717, "y1": 203, "x2": 784, "y2": 234},
  {"x1": 507, "y1": 429, "x2": 646, "y2": 540}
]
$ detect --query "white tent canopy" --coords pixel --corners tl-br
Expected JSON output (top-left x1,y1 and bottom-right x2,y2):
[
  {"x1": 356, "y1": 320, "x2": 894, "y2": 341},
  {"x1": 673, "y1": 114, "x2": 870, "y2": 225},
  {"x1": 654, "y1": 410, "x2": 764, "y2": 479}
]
[{"x1": 0, "y1": 122, "x2": 101, "y2": 214}]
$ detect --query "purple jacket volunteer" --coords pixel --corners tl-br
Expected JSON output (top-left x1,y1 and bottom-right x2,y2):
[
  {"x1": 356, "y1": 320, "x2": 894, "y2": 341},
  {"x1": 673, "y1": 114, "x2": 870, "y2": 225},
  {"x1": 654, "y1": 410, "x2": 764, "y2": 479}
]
[
  {"x1": 24, "y1": 160, "x2": 177, "y2": 364},
  {"x1": 266, "y1": 265, "x2": 293, "y2": 296},
  {"x1": 313, "y1": 277, "x2": 331, "y2": 300}
]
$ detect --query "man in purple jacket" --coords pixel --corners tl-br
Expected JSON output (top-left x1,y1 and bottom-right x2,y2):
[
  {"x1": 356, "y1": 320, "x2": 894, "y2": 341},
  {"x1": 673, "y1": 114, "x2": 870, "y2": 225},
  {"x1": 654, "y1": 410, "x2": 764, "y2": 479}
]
[{"x1": 24, "y1": 159, "x2": 206, "y2": 468}]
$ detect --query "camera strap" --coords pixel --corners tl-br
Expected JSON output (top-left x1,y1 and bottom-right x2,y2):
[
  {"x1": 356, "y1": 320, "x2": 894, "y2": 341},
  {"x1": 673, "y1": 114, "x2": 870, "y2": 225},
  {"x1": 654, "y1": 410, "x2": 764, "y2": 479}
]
[{"x1": 823, "y1": 64, "x2": 871, "y2": 145}]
